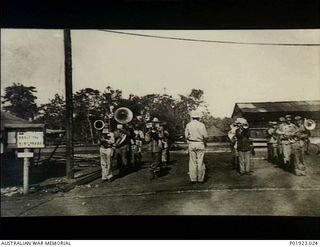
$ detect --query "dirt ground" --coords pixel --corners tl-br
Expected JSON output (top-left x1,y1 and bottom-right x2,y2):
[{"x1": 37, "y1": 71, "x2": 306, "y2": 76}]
[{"x1": 1, "y1": 151, "x2": 320, "y2": 216}]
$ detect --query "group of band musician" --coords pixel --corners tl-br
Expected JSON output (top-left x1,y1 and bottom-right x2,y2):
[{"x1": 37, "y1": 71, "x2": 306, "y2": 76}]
[
  {"x1": 266, "y1": 115, "x2": 311, "y2": 176},
  {"x1": 229, "y1": 114, "x2": 313, "y2": 176},
  {"x1": 98, "y1": 116, "x2": 170, "y2": 182},
  {"x1": 98, "y1": 107, "x2": 314, "y2": 183}
]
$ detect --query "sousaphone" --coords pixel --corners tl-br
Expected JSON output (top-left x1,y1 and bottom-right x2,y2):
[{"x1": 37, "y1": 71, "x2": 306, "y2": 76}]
[
  {"x1": 304, "y1": 118, "x2": 316, "y2": 130},
  {"x1": 114, "y1": 107, "x2": 133, "y2": 124}
]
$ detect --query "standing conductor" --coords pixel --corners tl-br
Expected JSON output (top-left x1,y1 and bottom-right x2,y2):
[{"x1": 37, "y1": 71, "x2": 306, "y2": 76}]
[{"x1": 185, "y1": 111, "x2": 208, "y2": 183}]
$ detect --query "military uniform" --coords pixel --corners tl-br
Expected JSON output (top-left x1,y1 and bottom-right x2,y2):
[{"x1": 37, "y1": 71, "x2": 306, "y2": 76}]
[
  {"x1": 228, "y1": 122, "x2": 240, "y2": 170},
  {"x1": 185, "y1": 111, "x2": 208, "y2": 183},
  {"x1": 130, "y1": 129, "x2": 144, "y2": 169},
  {"x1": 160, "y1": 128, "x2": 170, "y2": 166},
  {"x1": 235, "y1": 121, "x2": 252, "y2": 175},
  {"x1": 145, "y1": 118, "x2": 163, "y2": 179},
  {"x1": 292, "y1": 116, "x2": 308, "y2": 176},
  {"x1": 266, "y1": 122, "x2": 276, "y2": 163},
  {"x1": 99, "y1": 128, "x2": 115, "y2": 181},
  {"x1": 114, "y1": 127, "x2": 130, "y2": 175},
  {"x1": 276, "y1": 117, "x2": 286, "y2": 166},
  {"x1": 267, "y1": 122, "x2": 279, "y2": 164},
  {"x1": 276, "y1": 115, "x2": 298, "y2": 170}
]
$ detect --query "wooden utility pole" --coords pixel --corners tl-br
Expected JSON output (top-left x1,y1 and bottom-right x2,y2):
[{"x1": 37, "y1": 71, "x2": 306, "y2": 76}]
[{"x1": 64, "y1": 29, "x2": 74, "y2": 179}]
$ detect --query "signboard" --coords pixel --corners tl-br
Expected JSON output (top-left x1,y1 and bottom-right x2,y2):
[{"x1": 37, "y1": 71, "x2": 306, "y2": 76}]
[
  {"x1": 17, "y1": 152, "x2": 34, "y2": 158},
  {"x1": 17, "y1": 131, "x2": 45, "y2": 148}
]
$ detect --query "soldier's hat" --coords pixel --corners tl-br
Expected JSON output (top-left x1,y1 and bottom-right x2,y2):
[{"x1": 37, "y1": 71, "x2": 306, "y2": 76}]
[
  {"x1": 152, "y1": 117, "x2": 160, "y2": 123},
  {"x1": 279, "y1": 117, "x2": 285, "y2": 122},
  {"x1": 117, "y1": 124, "x2": 123, "y2": 129},
  {"x1": 272, "y1": 121, "x2": 278, "y2": 125},
  {"x1": 236, "y1": 117, "x2": 248, "y2": 125},
  {"x1": 268, "y1": 121, "x2": 273, "y2": 126},
  {"x1": 294, "y1": 116, "x2": 302, "y2": 121},
  {"x1": 285, "y1": 115, "x2": 292, "y2": 119},
  {"x1": 190, "y1": 111, "x2": 201, "y2": 119}
]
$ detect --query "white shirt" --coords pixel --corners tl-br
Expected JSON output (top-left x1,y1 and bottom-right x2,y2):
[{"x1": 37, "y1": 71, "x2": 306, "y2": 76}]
[{"x1": 185, "y1": 119, "x2": 208, "y2": 142}]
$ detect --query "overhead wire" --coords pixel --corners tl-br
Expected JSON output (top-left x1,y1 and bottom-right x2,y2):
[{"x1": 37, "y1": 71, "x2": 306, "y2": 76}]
[{"x1": 97, "y1": 29, "x2": 320, "y2": 47}]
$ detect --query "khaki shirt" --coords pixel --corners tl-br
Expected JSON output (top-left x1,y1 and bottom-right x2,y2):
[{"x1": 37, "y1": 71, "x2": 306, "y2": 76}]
[
  {"x1": 266, "y1": 127, "x2": 277, "y2": 144},
  {"x1": 99, "y1": 132, "x2": 115, "y2": 149},
  {"x1": 145, "y1": 131, "x2": 162, "y2": 152},
  {"x1": 185, "y1": 120, "x2": 208, "y2": 142},
  {"x1": 277, "y1": 123, "x2": 298, "y2": 144}
]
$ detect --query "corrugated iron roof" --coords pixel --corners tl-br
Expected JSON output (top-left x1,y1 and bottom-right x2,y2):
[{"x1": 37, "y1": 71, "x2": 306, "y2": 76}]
[{"x1": 236, "y1": 100, "x2": 320, "y2": 113}]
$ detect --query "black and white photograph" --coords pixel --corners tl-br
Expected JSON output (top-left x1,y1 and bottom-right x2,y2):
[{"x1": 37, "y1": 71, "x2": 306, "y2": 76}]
[{"x1": 1, "y1": 29, "x2": 320, "y2": 217}]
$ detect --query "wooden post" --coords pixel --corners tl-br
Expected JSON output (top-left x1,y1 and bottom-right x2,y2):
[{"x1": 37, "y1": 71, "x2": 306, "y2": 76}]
[
  {"x1": 64, "y1": 29, "x2": 74, "y2": 179},
  {"x1": 23, "y1": 148, "x2": 30, "y2": 195}
]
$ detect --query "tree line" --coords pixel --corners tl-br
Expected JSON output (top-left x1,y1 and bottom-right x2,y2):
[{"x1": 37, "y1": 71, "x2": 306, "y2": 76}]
[{"x1": 2, "y1": 83, "x2": 232, "y2": 144}]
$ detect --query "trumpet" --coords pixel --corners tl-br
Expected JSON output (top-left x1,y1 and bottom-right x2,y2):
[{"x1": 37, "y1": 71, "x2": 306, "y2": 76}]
[
  {"x1": 304, "y1": 118, "x2": 316, "y2": 130},
  {"x1": 241, "y1": 123, "x2": 249, "y2": 129}
]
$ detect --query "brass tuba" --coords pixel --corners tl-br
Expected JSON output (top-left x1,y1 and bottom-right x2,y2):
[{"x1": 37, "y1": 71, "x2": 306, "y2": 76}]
[
  {"x1": 304, "y1": 118, "x2": 316, "y2": 130},
  {"x1": 114, "y1": 107, "x2": 133, "y2": 124}
]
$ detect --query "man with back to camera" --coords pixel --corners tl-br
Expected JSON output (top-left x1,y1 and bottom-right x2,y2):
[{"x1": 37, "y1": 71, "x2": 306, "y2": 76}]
[{"x1": 185, "y1": 110, "x2": 208, "y2": 184}]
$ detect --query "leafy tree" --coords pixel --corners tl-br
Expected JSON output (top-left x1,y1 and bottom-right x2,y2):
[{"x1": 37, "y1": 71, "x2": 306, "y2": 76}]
[
  {"x1": 1, "y1": 83, "x2": 38, "y2": 120},
  {"x1": 73, "y1": 88, "x2": 101, "y2": 144},
  {"x1": 37, "y1": 94, "x2": 66, "y2": 129},
  {"x1": 174, "y1": 89, "x2": 205, "y2": 135},
  {"x1": 98, "y1": 86, "x2": 122, "y2": 118},
  {"x1": 131, "y1": 89, "x2": 206, "y2": 141},
  {"x1": 37, "y1": 86, "x2": 223, "y2": 144},
  {"x1": 139, "y1": 93, "x2": 177, "y2": 142},
  {"x1": 202, "y1": 115, "x2": 233, "y2": 134}
]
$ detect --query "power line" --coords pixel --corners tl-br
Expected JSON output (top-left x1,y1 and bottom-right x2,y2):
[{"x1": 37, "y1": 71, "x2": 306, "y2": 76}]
[{"x1": 98, "y1": 29, "x2": 320, "y2": 47}]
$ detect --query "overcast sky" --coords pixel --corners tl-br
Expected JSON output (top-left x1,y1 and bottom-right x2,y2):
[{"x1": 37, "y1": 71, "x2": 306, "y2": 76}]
[{"x1": 1, "y1": 29, "x2": 319, "y2": 117}]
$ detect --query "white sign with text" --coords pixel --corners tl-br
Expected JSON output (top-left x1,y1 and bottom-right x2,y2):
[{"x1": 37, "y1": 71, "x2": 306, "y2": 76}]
[{"x1": 17, "y1": 131, "x2": 45, "y2": 148}]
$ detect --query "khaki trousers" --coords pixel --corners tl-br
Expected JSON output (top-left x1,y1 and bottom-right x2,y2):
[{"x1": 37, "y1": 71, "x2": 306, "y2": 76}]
[
  {"x1": 116, "y1": 145, "x2": 129, "y2": 173},
  {"x1": 150, "y1": 151, "x2": 161, "y2": 173},
  {"x1": 292, "y1": 141, "x2": 306, "y2": 175},
  {"x1": 267, "y1": 143, "x2": 272, "y2": 162},
  {"x1": 282, "y1": 143, "x2": 292, "y2": 165},
  {"x1": 239, "y1": 150, "x2": 250, "y2": 173},
  {"x1": 188, "y1": 142, "x2": 206, "y2": 182},
  {"x1": 100, "y1": 147, "x2": 113, "y2": 180}
]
